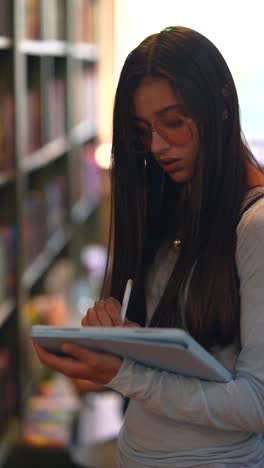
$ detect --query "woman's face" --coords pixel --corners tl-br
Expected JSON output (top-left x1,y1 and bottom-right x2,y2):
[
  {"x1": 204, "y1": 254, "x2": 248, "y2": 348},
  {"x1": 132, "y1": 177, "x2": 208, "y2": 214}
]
[{"x1": 133, "y1": 78, "x2": 200, "y2": 183}]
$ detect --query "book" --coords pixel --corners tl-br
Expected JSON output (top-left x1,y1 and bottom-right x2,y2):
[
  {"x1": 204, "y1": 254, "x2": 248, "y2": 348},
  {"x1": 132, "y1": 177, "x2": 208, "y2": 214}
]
[
  {"x1": 0, "y1": 56, "x2": 15, "y2": 171},
  {"x1": 31, "y1": 325, "x2": 233, "y2": 383},
  {"x1": 44, "y1": 0, "x2": 65, "y2": 41},
  {"x1": 24, "y1": 0, "x2": 41, "y2": 39},
  {"x1": 0, "y1": 0, "x2": 13, "y2": 37}
]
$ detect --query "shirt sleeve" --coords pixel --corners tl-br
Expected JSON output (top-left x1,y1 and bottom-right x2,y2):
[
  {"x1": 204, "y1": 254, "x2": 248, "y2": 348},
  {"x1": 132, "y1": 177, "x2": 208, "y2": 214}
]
[{"x1": 106, "y1": 203, "x2": 264, "y2": 433}]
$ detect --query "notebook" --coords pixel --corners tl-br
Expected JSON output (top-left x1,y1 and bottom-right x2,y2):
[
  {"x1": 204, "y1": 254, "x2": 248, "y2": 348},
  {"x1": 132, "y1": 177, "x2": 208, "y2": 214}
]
[{"x1": 31, "y1": 325, "x2": 233, "y2": 383}]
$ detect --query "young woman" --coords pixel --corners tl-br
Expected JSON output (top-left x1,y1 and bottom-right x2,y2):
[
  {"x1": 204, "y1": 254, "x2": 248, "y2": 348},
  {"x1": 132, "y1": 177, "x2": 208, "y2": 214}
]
[{"x1": 34, "y1": 27, "x2": 264, "y2": 467}]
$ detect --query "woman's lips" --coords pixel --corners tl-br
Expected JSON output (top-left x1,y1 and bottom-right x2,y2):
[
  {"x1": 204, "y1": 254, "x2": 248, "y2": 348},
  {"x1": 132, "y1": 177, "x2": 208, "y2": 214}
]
[{"x1": 159, "y1": 159, "x2": 182, "y2": 173}]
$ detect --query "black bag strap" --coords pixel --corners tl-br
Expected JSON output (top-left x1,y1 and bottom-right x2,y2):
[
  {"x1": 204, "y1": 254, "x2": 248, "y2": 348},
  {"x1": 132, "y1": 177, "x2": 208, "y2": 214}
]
[{"x1": 238, "y1": 192, "x2": 264, "y2": 224}]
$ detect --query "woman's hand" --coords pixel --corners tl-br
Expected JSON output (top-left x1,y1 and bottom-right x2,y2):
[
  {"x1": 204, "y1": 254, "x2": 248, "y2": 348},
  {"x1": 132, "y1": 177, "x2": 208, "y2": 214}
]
[
  {"x1": 33, "y1": 296, "x2": 140, "y2": 389},
  {"x1": 82, "y1": 297, "x2": 140, "y2": 328},
  {"x1": 33, "y1": 341, "x2": 122, "y2": 385},
  {"x1": 71, "y1": 378, "x2": 106, "y2": 394}
]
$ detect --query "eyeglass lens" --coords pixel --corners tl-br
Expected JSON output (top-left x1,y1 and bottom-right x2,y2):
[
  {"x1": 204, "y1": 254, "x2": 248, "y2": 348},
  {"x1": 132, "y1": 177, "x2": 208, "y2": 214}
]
[{"x1": 134, "y1": 114, "x2": 193, "y2": 153}]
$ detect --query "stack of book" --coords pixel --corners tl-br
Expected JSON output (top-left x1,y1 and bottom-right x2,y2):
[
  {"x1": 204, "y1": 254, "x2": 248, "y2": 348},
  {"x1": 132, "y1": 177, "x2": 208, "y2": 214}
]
[
  {"x1": 74, "y1": 0, "x2": 98, "y2": 44},
  {"x1": 83, "y1": 65, "x2": 98, "y2": 128},
  {"x1": 81, "y1": 143, "x2": 100, "y2": 200},
  {"x1": 71, "y1": 143, "x2": 101, "y2": 205},
  {"x1": 44, "y1": 175, "x2": 67, "y2": 238},
  {"x1": 47, "y1": 75, "x2": 65, "y2": 142},
  {"x1": 26, "y1": 65, "x2": 42, "y2": 155},
  {"x1": 22, "y1": 175, "x2": 67, "y2": 267},
  {"x1": 72, "y1": 65, "x2": 97, "y2": 127},
  {"x1": 0, "y1": 60, "x2": 15, "y2": 171},
  {"x1": 45, "y1": 0, "x2": 65, "y2": 41},
  {"x1": 0, "y1": 0, "x2": 13, "y2": 37},
  {"x1": 22, "y1": 374, "x2": 79, "y2": 448},
  {"x1": 24, "y1": 0, "x2": 41, "y2": 39}
]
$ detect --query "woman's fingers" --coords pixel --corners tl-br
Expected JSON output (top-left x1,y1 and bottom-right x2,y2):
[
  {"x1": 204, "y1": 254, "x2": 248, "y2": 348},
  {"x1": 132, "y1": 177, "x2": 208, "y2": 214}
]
[
  {"x1": 124, "y1": 318, "x2": 141, "y2": 327},
  {"x1": 33, "y1": 343, "x2": 87, "y2": 378},
  {"x1": 96, "y1": 300, "x2": 117, "y2": 326},
  {"x1": 81, "y1": 296, "x2": 141, "y2": 328},
  {"x1": 72, "y1": 378, "x2": 105, "y2": 393},
  {"x1": 82, "y1": 297, "x2": 123, "y2": 327},
  {"x1": 33, "y1": 342, "x2": 122, "y2": 385},
  {"x1": 90, "y1": 301, "x2": 112, "y2": 326},
  {"x1": 81, "y1": 315, "x2": 89, "y2": 326},
  {"x1": 105, "y1": 297, "x2": 122, "y2": 325}
]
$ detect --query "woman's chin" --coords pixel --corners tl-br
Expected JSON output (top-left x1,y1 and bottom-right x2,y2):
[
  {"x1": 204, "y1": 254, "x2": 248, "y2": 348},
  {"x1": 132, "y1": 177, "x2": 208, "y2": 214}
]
[{"x1": 168, "y1": 169, "x2": 193, "y2": 183}]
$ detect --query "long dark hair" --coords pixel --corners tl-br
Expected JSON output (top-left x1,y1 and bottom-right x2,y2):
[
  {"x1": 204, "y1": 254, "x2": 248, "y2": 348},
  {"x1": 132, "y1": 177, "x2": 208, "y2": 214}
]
[{"x1": 102, "y1": 26, "x2": 262, "y2": 349}]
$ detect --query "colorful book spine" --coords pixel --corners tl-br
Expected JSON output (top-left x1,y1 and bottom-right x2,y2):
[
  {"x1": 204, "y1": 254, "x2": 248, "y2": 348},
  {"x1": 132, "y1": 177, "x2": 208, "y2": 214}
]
[
  {"x1": 81, "y1": 143, "x2": 100, "y2": 200},
  {"x1": 0, "y1": 0, "x2": 13, "y2": 37},
  {"x1": 27, "y1": 83, "x2": 42, "y2": 155},
  {"x1": 22, "y1": 176, "x2": 67, "y2": 267},
  {"x1": 0, "y1": 63, "x2": 15, "y2": 171},
  {"x1": 47, "y1": 77, "x2": 65, "y2": 141},
  {"x1": 24, "y1": 0, "x2": 41, "y2": 39}
]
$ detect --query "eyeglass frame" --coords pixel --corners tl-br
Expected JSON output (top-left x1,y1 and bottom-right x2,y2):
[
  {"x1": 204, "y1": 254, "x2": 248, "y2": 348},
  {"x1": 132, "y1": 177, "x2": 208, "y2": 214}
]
[{"x1": 132, "y1": 106, "x2": 195, "y2": 154}]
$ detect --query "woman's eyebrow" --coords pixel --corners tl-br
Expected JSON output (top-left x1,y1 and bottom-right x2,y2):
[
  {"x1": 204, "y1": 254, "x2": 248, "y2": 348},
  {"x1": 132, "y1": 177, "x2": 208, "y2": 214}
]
[
  {"x1": 156, "y1": 103, "x2": 183, "y2": 116},
  {"x1": 133, "y1": 104, "x2": 183, "y2": 122}
]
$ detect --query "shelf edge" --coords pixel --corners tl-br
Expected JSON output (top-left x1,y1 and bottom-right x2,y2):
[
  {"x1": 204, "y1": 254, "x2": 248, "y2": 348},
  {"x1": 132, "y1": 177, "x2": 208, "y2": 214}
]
[
  {"x1": 21, "y1": 225, "x2": 72, "y2": 289},
  {"x1": 0, "y1": 419, "x2": 20, "y2": 468},
  {"x1": 70, "y1": 121, "x2": 96, "y2": 146},
  {"x1": 18, "y1": 39, "x2": 67, "y2": 56},
  {"x1": 71, "y1": 197, "x2": 99, "y2": 224},
  {"x1": 69, "y1": 43, "x2": 98, "y2": 62},
  {"x1": 21, "y1": 137, "x2": 69, "y2": 173},
  {"x1": 0, "y1": 299, "x2": 16, "y2": 328},
  {"x1": 0, "y1": 37, "x2": 12, "y2": 50},
  {"x1": 0, "y1": 171, "x2": 15, "y2": 187}
]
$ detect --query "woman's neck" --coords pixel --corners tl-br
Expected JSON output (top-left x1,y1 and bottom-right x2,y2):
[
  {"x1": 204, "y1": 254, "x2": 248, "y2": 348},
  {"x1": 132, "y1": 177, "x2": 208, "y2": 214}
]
[{"x1": 246, "y1": 160, "x2": 264, "y2": 190}]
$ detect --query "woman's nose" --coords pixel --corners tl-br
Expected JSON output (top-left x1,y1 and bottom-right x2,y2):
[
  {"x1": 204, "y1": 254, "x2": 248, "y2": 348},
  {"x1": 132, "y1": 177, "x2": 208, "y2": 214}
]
[{"x1": 150, "y1": 130, "x2": 170, "y2": 154}]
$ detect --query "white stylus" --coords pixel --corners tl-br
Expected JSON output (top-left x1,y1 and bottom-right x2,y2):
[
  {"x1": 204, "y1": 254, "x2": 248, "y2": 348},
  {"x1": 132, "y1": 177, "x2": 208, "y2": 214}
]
[{"x1": 120, "y1": 279, "x2": 133, "y2": 323}]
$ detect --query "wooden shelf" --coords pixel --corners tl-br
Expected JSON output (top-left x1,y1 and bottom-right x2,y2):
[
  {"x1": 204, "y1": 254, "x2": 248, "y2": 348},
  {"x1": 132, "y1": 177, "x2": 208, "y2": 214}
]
[
  {"x1": 1, "y1": 4, "x2": 100, "y2": 461},
  {"x1": 21, "y1": 137, "x2": 69, "y2": 173},
  {"x1": 0, "y1": 299, "x2": 15, "y2": 328},
  {"x1": 0, "y1": 37, "x2": 12, "y2": 50},
  {"x1": 71, "y1": 197, "x2": 99, "y2": 225},
  {"x1": 18, "y1": 40, "x2": 98, "y2": 61},
  {"x1": 21, "y1": 225, "x2": 72, "y2": 289},
  {"x1": 0, "y1": 171, "x2": 14, "y2": 188},
  {"x1": 19, "y1": 40, "x2": 67, "y2": 57},
  {"x1": 70, "y1": 120, "x2": 96, "y2": 146},
  {"x1": 69, "y1": 43, "x2": 98, "y2": 62},
  {"x1": 0, "y1": 419, "x2": 20, "y2": 468}
]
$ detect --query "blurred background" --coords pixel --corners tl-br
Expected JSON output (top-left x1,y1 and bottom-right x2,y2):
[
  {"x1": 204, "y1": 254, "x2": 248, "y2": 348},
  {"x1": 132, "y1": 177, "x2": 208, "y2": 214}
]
[{"x1": 0, "y1": 1, "x2": 263, "y2": 467}]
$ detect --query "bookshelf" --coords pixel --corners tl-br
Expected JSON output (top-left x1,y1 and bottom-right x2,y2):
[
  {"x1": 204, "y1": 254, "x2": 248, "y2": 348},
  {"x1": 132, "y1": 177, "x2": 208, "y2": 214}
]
[
  {"x1": 0, "y1": 0, "x2": 102, "y2": 465},
  {"x1": 0, "y1": 38, "x2": 12, "y2": 50}
]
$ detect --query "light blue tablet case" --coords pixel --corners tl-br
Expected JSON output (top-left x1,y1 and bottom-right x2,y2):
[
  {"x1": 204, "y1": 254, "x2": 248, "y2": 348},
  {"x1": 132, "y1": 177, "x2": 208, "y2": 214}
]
[{"x1": 31, "y1": 325, "x2": 233, "y2": 383}]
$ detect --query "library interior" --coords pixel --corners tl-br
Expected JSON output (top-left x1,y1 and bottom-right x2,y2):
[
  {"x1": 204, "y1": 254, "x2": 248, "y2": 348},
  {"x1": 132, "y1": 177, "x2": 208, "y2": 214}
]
[{"x1": 0, "y1": 1, "x2": 263, "y2": 468}]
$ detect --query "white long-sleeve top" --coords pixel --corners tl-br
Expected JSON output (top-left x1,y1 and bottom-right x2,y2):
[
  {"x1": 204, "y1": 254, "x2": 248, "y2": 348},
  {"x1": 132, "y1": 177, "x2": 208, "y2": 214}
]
[{"x1": 106, "y1": 188, "x2": 264, "y2": 468}]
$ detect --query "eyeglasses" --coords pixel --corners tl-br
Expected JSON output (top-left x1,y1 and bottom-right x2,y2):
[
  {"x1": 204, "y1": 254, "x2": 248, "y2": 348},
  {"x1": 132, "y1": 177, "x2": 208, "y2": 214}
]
[{"x1": 133, "y1": 110, "x2": 194, "y2": 154}]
